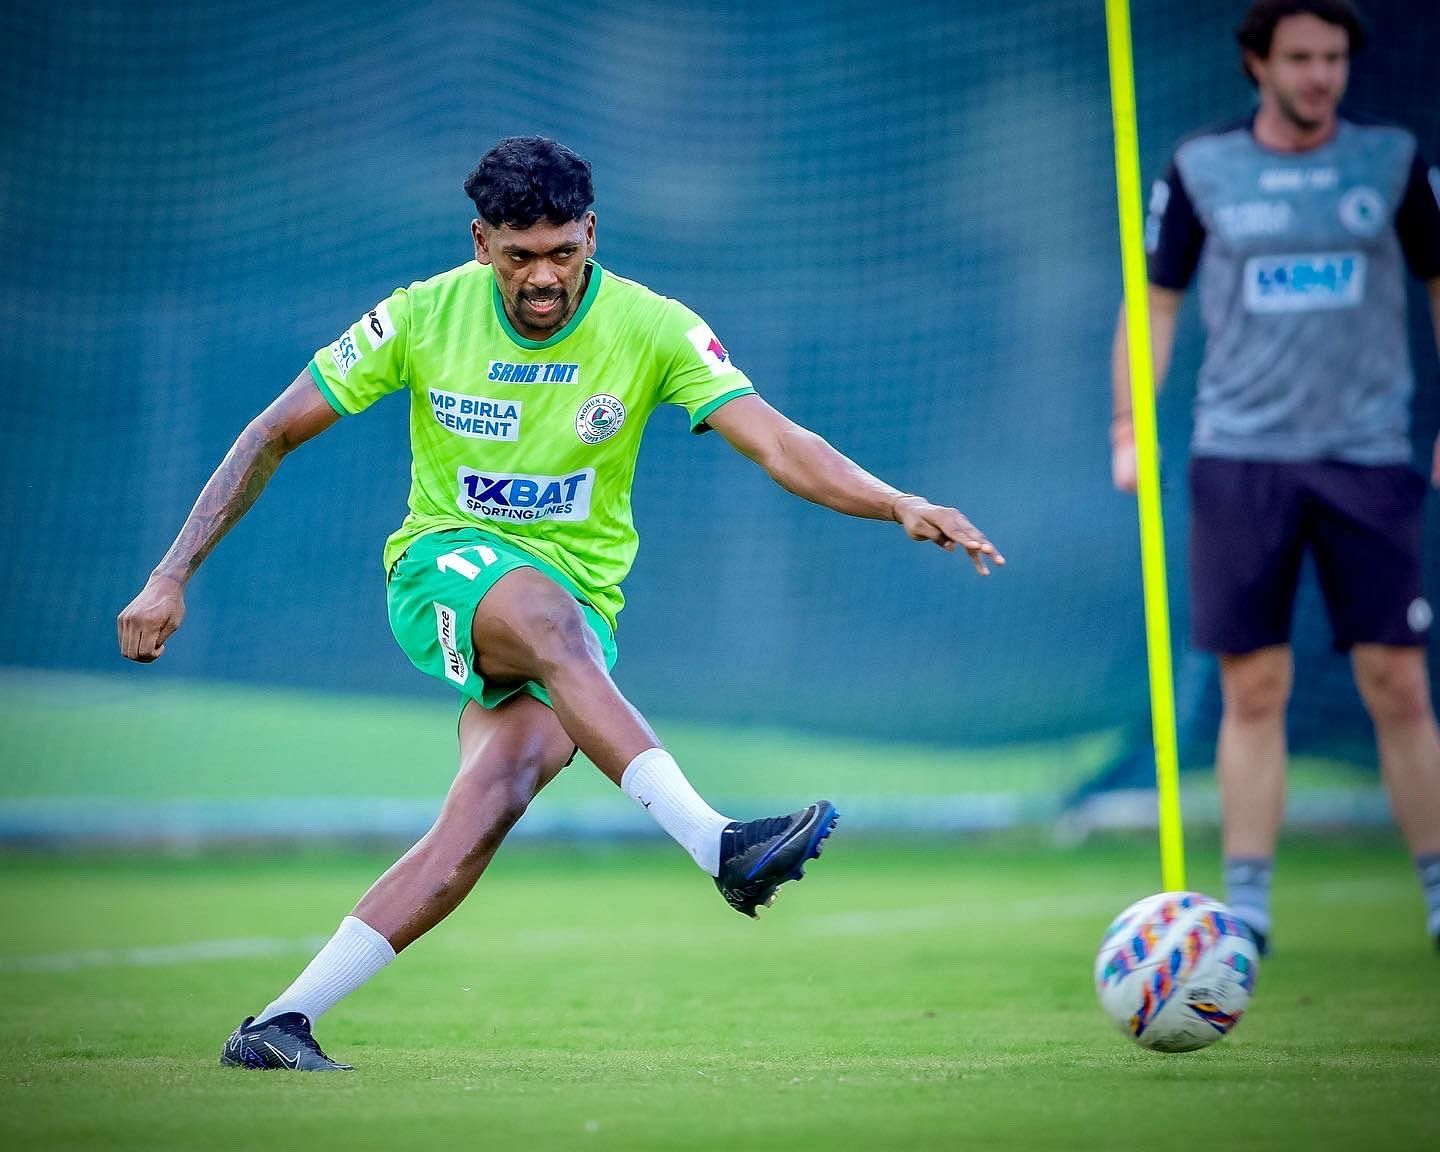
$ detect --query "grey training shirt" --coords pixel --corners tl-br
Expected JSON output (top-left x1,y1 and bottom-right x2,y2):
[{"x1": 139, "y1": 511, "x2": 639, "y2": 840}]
[{"x1": 1146, "y1": 115, "x2": 1440, "y2": 464}]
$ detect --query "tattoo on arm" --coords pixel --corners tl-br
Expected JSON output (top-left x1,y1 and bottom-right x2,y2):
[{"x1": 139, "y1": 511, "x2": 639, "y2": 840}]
[{"x1": 152, "y1": 417, "x2": 286, "y2": 583}]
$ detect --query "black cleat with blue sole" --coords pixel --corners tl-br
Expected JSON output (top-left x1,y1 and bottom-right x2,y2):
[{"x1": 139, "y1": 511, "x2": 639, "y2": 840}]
[
  {"x1": 220, "y1": 1012, "x2": 353, "y2": 1071},
  {"x1": 715, "y1": 800, "x2": 839, "y2": 917}
]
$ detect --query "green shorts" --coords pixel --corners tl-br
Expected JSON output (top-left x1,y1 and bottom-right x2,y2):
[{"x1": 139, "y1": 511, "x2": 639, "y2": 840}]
[{"x1": 386, "y1": 528, "x2": 617, "y2": 711}]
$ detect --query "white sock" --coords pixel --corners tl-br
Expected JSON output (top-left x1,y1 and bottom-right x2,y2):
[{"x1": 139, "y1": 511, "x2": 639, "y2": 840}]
[
  {"x1": 621, "y1": 747, "x2": 732, "y2": 875},
  {"x1": 256, "y1": 916, "x2": 396, "y2": 1025}
]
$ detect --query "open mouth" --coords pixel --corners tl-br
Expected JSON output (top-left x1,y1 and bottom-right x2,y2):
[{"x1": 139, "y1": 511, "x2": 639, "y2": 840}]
[{"x1": 524, "y1": 295, "x2": 562, "y2": 317}]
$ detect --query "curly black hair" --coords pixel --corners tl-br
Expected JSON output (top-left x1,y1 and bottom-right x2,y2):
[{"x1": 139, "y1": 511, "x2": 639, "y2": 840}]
[
  {"x1": 1236, "y1": 0, "x2": 1367, "y2": 84},
  {"x1": 463, "y1": 137, "x2": 594, "y2": 228}
]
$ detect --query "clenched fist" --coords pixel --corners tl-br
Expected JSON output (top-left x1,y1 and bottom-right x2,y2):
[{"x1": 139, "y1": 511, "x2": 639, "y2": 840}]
[{"x1": 118, "y1": 575, "x2": 186, "y2": 662}]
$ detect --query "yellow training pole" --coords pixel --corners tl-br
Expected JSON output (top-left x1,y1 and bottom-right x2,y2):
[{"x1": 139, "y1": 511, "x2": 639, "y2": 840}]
[{"x1": 1103, "y1": 0, "x2": 1186, "y2": 891}]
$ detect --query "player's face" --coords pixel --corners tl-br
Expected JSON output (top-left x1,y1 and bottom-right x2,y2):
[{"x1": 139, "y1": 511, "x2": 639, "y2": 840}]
[
  {"x1": 1250, "y1": 14, "x2": 1349, "y2": 132},
  {"x1": 473, "y1": 213, "x2": 597, "y2": 339}
]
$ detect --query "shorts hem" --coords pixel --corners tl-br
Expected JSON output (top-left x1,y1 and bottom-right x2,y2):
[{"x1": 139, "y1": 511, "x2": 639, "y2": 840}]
[{"x1": 387, "y1": 529, "x2": 617, "y2": 713}]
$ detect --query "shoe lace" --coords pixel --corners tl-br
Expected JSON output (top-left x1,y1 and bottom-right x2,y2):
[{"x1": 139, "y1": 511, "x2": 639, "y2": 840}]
[
  {"x1": 736, "y1": 811, "x2": 800, "y2": 851},
  {"x1": 276, "y1": 1018, "x2": 333, "y2": 1062}
]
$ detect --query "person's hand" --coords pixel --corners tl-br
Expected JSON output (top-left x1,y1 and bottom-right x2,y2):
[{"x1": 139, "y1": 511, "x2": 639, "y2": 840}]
[
  {"x1": 118, "y1": 575, "x2": 186, "y2": 662},
  {"x1": 1111, "y1": 414, "x2": 1138, "y2": 493},
  {"x1": 891, "y1": 495, "x2": 1004, "y2": 575}
]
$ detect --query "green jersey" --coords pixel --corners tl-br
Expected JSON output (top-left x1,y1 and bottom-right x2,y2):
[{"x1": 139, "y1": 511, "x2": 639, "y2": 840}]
[{"x1": 308, "y1": 260, "x2": 754, "y2": 627}]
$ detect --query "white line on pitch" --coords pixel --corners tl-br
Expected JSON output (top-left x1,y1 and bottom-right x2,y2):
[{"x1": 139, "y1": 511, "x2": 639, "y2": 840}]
[{"x1": 0, "y1": 935, "x2": 330, "y2": 973}]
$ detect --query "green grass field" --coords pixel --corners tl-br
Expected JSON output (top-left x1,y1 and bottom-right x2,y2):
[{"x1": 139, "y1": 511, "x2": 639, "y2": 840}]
[
  {"x1": 2, "y1": 836, "x2": 1437, "y2": 1151},
  {"x1": 2, "y1": 669, "x2": 1427, "y2": 1148}
]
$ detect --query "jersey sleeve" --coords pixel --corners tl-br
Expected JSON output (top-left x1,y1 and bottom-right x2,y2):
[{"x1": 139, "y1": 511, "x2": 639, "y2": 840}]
[
  {"x1": 1394, "y1": 148, "x2": 1440, "y2": 282},
  {"x1": 655, "y1": 301, "x2": 756, "y2": 434},
  {"x1": 307, "y1": 287, "x2": 412, "y2": 416},
  {"x1": 1145, "y1": 159, "x2": 1206, "y2": 291}
]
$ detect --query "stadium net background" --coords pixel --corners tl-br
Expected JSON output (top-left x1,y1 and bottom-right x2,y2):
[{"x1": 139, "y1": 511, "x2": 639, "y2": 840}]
[{"x1": 1, "y1": 0, "x2": 1436, "y2": 821}]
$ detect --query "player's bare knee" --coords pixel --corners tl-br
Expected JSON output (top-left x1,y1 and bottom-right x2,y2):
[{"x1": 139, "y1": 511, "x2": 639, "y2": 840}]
[
  {"x1": 1221, "y1": 663, "x2": 1291, "y2": 723},
  {"x1": 464, "y1": 766, "x2": 541, "y2": 860},
  {"x1": 491, "y1": 770, "x2": 538, "y2": 833},
  {"x1": 1223, "y1": 685, "x2": 1288, "y2": 725},
  {"x1": 1355, "y1": 657, "x2": 1432, "y2": 727}
]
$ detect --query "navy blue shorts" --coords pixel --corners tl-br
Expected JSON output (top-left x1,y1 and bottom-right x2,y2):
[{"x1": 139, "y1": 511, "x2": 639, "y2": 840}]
[{"x1": 1188, "y1": 457, "x2": 1432, "y2": 654}]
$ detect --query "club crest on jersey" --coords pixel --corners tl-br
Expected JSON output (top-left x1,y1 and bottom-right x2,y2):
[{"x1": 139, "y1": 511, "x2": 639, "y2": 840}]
[
  {"x1": 487, "y1": 361, "x2": 581, "y2": 385},
  {"x1": 576, "y1": 394, "x2": 626, "y2": 445},
  {"x1": 685, "y1": 323, "x2": 738, "y2": 377},
  {"x1": 1338, "y1": 186, "x2": 1386, "y2": 237}
]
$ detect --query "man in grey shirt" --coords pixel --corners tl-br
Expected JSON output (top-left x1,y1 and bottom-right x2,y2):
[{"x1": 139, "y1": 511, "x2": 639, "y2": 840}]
[{"x1": 1110, "y1": 0, "x2": 1440, "y2": 951}]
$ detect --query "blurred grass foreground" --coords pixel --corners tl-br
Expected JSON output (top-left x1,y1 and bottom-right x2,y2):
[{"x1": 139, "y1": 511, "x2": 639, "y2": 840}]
[{"x1": 0, "y1": 668, "x2": 1391, "y2": 848}]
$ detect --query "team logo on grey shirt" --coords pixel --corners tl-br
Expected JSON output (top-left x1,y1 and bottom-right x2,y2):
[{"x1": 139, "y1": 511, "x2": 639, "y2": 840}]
[{"x1": 1338, "y1": 186, "x2": 1386, "y2": 236}]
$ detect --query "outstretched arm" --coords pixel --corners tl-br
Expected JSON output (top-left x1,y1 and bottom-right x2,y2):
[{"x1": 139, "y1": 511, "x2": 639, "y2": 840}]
[
  {"x1": 705, "y1": 393, "x2": 1003, "y2": 575},
  {"x1": 117, "y1": 371, "x2": 341, "y2": 662}
]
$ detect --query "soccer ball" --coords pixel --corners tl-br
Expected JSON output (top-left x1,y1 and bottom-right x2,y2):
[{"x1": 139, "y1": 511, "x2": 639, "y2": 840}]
[{"x1": 1093, "y1": 891, "x2": 1259, "y2": 1052}]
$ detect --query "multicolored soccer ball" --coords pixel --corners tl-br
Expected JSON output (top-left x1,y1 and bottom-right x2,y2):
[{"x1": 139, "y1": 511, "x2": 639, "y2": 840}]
[{"x1": 1093, "y1": 891, "x2": 1259, "y2": 1052}]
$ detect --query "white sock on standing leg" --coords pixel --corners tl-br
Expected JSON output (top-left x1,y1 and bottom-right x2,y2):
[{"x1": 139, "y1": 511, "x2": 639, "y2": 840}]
[
  {"x1": 257, "y1": 915, "x2": 396, "y2": 1025},
  {"x1": 621, "y1": 747, "x2": 733, "y2": 876}
]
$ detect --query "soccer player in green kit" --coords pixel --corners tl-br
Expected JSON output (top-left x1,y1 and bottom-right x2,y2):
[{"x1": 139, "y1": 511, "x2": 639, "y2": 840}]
[{"x1": 117, "y1": 137, "x2": 1003, "y2": 1070}]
